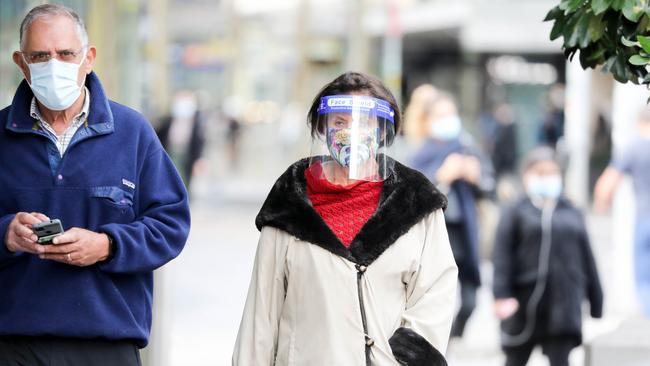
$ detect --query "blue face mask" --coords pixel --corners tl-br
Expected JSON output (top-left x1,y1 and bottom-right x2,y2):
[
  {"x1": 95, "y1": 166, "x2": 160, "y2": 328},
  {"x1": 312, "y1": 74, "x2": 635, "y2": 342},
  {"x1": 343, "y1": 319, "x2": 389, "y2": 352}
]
[
  {"x1": 429, "y1": 115, "x2": 462, "y2": 141},
  {"x1": 527, "y1": 175, "x2": 562, "y2": 200}
]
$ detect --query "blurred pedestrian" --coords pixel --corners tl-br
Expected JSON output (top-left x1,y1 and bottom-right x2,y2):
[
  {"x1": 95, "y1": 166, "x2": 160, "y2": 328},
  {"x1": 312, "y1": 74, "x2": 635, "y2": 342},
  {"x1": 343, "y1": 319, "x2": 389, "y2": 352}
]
[
  {"x1": 491, "y1": 103, "x2": 518, "y2": 179},
  {"x1": 588, "y1": 112, "x2": 612, "y2": 196},
  {"x1": 490, "y1": 103, "x2": 520, "y2": 202},
  {"x1": 538, "y1": 84, "x2": 565, "y2": 149},
  {"x1": 594, "y1": 108, "x2": 650, "y2": 316},
  {"x1": 0, "y1": 4, "x2": 190, "y2": 365},
  {"x1": 220, "y1": 96, "x2": 243, "y2": 172},
  {"x1": 408, "y1": 91, "x2": 495, "y2": 339},
  {"x1": 225, "y1": 115, "x2": 242, "y2": 171},
  {"x1": 157, "y1": 90, "x2": 206, "y2": 191},
  {"x1": 493, "y1": 147, "x2": 603, "y2": 366},
  {"x1": 403, "y1": 83, "x2": 438, "y2": 146},
  {"x1": 233, "y1": 72, "x2": 457, "y2": 366}
]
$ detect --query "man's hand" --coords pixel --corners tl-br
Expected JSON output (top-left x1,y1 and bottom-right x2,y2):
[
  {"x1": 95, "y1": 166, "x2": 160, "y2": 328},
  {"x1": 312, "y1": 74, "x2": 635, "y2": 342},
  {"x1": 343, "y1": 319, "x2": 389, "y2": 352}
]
[
  {"x1": 593, "y1": 167, "x2": 623, "y2": 214},
  {"x1": 40, "y1": 228, "x2": 110, "y2": 267},
  {"x1": 4, "y1": 212, "x2": 50, "y2": 254}
]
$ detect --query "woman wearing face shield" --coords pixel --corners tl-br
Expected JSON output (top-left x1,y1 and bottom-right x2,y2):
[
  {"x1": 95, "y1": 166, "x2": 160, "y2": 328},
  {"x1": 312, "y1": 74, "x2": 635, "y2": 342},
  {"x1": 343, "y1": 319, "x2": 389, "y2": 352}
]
[
  {"x1": 233, "y1": 72, "x2": 458, "y2": 366},
  {"x1": 492, "y1": 147, "x2": 603, "y2": 366},
  {"x1": 407, "y1": 91, "x2": 495, "y2": 339}
]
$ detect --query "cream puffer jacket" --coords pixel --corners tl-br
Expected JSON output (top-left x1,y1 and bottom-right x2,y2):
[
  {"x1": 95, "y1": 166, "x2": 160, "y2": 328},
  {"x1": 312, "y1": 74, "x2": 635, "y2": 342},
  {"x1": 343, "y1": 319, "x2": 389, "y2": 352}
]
[{"x1": 233, "y1": 158, "x2": 458, "y2": 366}]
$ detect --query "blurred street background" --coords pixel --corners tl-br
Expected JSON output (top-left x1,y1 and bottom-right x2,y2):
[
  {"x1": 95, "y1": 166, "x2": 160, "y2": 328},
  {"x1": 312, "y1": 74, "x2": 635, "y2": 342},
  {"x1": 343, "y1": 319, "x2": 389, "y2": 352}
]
[{"x1": 2, "y1": 0, "x2": 650, "y2": 365}]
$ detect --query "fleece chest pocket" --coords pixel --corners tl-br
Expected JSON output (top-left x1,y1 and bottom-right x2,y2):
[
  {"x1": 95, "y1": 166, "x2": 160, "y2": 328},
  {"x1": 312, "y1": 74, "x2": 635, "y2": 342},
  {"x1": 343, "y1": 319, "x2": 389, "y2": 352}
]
[
  {"x1": 90, "y1": 186, "x2": 134, "y2": 207},
  {"x1": 88, "y1": 186, "x2": 135, "y2": 226}
]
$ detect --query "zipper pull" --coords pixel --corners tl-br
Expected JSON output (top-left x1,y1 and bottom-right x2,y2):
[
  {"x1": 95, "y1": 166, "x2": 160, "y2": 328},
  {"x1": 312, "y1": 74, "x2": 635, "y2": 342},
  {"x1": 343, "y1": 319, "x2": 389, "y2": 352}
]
[{"x1": 365, "y1": 336, "x2": 374, "y2": 347}]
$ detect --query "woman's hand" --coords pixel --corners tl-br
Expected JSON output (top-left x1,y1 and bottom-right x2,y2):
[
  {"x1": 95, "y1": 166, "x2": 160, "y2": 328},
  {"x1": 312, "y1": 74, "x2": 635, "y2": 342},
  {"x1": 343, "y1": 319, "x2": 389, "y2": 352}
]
[
  {"x1": 494, "y1": 298, "x2": 519, "y2": 320},
  {"x1": 435, "y1": 153, "x2": 464, "y2": 185},
  {"x1": 436, "y1": 153, "x2": 481, "y2": 186},
  {"x1": 461, "y1": 155, "x2": 481, "y2": 185}
]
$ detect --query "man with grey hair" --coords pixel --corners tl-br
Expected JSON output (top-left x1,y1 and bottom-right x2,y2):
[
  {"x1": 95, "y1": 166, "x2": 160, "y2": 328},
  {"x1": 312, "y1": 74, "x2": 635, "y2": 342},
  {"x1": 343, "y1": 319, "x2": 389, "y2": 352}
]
[{"x1": 0, "y1": 4, "x2": 191, "y2": 365}]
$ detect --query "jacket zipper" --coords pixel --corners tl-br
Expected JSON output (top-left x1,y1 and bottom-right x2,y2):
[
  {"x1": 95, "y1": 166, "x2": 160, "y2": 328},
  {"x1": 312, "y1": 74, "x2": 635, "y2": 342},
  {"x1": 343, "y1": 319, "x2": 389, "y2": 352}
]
[{"x1": 356, "y1": 264, "x2": 373, "y2": 366}]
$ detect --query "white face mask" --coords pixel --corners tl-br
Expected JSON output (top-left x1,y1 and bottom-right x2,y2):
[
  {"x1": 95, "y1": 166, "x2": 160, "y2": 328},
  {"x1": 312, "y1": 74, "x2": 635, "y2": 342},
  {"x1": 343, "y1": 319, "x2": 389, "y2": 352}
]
[
  {"x1": 172, "y1": 98, "x2": 198, "y2": 119},
  {"x1": 429, "y1": 115, "x2": 462, "y2": 141},
  {"x1": 526, "y1": 174, "x2": 563, "y2": 200},
  {"x1": 24, "y1": 53, "x2": 85, "y2": 111}
]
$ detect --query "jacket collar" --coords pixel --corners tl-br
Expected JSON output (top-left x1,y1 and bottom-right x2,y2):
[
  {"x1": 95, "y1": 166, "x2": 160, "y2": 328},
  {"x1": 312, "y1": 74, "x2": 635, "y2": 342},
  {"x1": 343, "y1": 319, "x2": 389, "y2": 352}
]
[
  {"x1": 5, "y1": 71, "x2": 114, "y2": 135},
  {"x1": 255, "y1": 157, "x2": 447, "y2": 266}
]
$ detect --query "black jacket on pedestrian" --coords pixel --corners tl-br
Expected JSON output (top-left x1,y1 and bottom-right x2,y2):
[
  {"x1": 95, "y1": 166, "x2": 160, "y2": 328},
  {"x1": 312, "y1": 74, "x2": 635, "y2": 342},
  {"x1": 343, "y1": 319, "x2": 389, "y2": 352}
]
[
  {"x1": 492, "y1": 197, "x2": 603, "y2": 345},
  {"x1": 492, "y1": 123, "x2": 517, "y2": 177}
]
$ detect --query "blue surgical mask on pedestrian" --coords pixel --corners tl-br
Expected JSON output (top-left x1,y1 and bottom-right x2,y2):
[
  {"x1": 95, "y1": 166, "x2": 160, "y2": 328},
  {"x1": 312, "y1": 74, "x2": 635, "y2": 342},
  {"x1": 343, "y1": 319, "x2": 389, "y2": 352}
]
[
  {"x1": 526, "y1": 174, "x2": 563, "y2": 200},
  {"x1": 429, "y1": 115, "x2": 462, "y2": 141}
]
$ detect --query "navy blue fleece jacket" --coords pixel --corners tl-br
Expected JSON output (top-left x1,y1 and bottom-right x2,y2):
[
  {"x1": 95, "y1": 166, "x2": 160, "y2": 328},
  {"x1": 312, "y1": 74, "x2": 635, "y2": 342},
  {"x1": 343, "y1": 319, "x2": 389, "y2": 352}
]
[{"x1": 0, "y1": 72, "x2": 190, "y2": 347}]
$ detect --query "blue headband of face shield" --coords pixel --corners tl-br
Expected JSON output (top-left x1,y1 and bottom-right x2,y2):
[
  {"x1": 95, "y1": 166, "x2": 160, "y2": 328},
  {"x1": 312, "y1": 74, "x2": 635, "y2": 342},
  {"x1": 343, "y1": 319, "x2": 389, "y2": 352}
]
[{"x1": 317, "y1": 95, "x2": 395, "y2": 125}]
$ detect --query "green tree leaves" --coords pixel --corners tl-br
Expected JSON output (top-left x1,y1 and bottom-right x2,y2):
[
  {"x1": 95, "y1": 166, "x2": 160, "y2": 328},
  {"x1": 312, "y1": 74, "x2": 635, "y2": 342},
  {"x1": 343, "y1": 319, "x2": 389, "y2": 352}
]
[
  {"x1": 546, "y1": 0, "x2": 650, "y2": 85},
  {"x1": 638, "y1": 34, "x2": 650, "y2": 51},
  {"x1": 623, "y1": 0, "x2": 650, "y2": 22},
  {"x1": 592, "y1": 0, "x2": 613, "y2": 15}
]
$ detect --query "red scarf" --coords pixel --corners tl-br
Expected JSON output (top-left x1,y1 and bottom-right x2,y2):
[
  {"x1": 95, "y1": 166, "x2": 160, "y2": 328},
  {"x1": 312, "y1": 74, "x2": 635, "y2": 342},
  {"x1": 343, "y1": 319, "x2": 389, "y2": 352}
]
[{"x1": 305, "y1": 164, "x2": 383, "y2": 247}]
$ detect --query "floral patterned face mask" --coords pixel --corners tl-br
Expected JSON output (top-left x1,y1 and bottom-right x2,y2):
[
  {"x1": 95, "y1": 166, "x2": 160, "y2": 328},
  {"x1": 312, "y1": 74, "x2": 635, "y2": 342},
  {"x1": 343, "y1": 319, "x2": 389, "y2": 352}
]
[{"x1": 326, "y1": 127, "x2": 380, "y2": 167}]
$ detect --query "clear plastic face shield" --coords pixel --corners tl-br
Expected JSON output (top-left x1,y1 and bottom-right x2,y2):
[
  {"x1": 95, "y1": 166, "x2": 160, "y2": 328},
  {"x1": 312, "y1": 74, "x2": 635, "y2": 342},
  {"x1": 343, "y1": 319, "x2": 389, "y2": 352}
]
[{"x1": 309, "y1": 95, "x2": 396, "y2": 183}]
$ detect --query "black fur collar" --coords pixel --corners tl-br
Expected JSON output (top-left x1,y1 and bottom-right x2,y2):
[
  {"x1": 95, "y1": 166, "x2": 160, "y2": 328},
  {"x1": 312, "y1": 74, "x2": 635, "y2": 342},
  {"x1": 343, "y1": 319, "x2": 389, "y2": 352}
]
[{"x1": 255, "y1": 157, "x2": 447, "y2": 266}]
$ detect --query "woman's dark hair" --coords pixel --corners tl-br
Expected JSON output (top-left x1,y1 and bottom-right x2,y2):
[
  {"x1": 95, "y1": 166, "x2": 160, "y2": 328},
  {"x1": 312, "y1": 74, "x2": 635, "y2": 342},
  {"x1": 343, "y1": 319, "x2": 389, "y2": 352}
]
[{"x1": 307, "y1": 72, "x2": 401, "y2": 146}]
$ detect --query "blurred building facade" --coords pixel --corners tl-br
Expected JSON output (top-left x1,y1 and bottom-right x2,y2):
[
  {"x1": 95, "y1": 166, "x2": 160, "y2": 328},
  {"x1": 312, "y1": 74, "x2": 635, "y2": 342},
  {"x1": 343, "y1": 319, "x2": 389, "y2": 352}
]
[
  {"x1": 154, "y1": 0, "x2": 571, "y2": 187},
  {"x1": 1, "y1": 0, "x2": 568, "y2": 163},
  {"x1": 1, "y1": 2, "x2": 645, "y2": 363},
  {"x1": 0, "y1": 0, "x2": 170, "y2": 116}
]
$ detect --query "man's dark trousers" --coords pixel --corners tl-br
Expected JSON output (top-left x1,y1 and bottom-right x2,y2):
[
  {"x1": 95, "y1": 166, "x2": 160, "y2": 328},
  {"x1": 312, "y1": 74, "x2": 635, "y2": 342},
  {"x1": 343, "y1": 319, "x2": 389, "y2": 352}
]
[{"x1": 0, "y1": 337, "x2": 141, "y2": 366}]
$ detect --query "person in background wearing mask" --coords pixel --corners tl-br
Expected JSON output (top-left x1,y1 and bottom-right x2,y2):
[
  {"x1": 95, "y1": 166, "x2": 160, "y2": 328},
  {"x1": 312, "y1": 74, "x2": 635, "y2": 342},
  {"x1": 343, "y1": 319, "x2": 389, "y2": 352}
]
[
  {"x1": 0, "y1": 4, "x2": 190, "y2": 365},
  {"x1": 409, "y1": 91, "x2": 494, "y2": 339},
  {"x1": 157, "y1": 90, "x2": 206, "y2": 191},
  {"x1": 493, "y1": 147, "x2": 603, "y2": 366},
  {"x1": 594, "y1": 108, "x2": 650, "y2": 316},
  {"x1": 233, "y1": 72, "x2": 457, "y2": 366}
]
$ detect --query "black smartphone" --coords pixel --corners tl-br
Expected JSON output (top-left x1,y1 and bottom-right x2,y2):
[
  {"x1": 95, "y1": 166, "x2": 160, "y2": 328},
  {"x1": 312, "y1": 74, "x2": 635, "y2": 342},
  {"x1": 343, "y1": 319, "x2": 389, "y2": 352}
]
[{"x1": 32, "y1": 219, "x2": 64, "y2": 244}]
